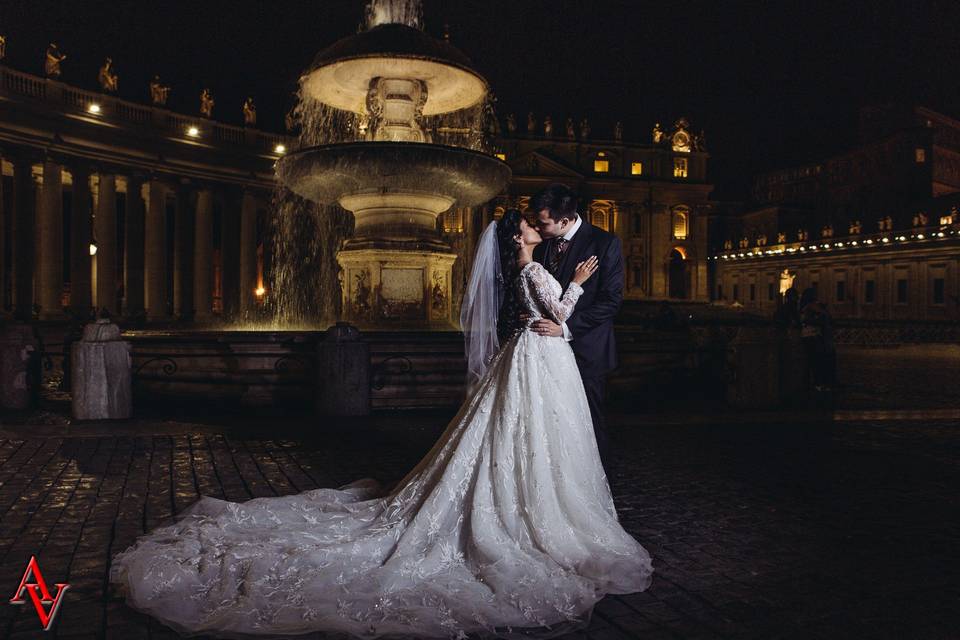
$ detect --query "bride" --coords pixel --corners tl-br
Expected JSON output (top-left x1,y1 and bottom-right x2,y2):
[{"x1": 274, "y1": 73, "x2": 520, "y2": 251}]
[{"x1": 109, "y1": 209, "x2": 654, "y2": 639}]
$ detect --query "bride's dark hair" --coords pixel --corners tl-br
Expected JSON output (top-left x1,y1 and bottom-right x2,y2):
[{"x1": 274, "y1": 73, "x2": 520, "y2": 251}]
[{"x1": 494, "y1": 209, "x2": 524, "y2": 343}]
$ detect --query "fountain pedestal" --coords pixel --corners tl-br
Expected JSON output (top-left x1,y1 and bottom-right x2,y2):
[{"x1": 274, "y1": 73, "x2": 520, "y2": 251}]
[{"x1": 340, "y1": 247, "x2": 456, "y2": 328}]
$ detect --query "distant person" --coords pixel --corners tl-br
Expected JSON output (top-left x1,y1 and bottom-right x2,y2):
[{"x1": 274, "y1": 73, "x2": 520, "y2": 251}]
[{"x1": 799, "y1": 287, "x2": 836, "y2": 392}]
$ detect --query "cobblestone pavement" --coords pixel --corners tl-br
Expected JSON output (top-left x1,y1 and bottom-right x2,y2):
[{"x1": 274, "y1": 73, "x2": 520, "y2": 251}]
[{"x1": 0, "y1": 405, "x2": 957, "y2": 640}]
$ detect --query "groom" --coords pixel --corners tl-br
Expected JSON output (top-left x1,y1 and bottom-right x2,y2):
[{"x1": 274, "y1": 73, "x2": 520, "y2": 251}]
[{"x1": 528, "y1": 183, "x2": 625, "y2": 475}]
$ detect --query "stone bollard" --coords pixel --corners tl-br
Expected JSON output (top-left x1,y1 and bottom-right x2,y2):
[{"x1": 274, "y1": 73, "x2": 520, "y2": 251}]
[
  {"x1": 316, "y1": 322, "x2": 369, "y2": 416},
  {"x1": 0, "y1": 323, "x2": 39, "y2": 409},
  {"x1": 779, "y1": 327, "x2": 806, "y2": 406},
  {"x1": 725, "y1": 325, "x2": 781, "y2": 409},
  {"x1": 72, "y1": 318, "x2": 133, "y2": 420}
]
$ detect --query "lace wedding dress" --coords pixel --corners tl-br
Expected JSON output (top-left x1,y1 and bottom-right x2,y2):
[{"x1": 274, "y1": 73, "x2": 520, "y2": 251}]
[{"x1": 109, "y1": 261, "x2": 654, "y2": 640}]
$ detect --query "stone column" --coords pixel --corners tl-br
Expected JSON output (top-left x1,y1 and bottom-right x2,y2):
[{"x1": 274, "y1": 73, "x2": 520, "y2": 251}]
[
  {"x1": 239, "y1": 189, "x2": 258, "y2": 316},
  {"x1": 144, "y1": 179, "x2": 168, "y2": 321},
  {"x1": 69, "y1": 165, "x2": 93, "y2": 317},
  {"x1": 219, "y1": 191, "x2": 241, "y2": 320},
  {"x1": 123, "y1": 174, "x2": 146, "y2": 319},
  {"x1": 37, "y1": 159, "x2": 64, "y2": 319},
  {"x1": 173, "y1": 186, "x2": 194, "y2": 320},
  {"x1": 193, "y1": 188, "x2": 214, "y2": 322},
  {"x1": 11, "y1": 158, "x2": 35, "y2": 321},
  {"x1": 95, "y1": 172, "x2": 118, "y2": 316}
]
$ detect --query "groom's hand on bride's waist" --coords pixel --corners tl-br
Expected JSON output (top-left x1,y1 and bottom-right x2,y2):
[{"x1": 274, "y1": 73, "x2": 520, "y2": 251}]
[{"x1": 530, "y1": 319, "x2": 564, "y2": 337}]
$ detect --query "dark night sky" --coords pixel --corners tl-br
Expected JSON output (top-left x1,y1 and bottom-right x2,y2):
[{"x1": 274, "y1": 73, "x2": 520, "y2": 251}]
[{"x1": 2, "y1": 0, "x2": 959, "y2": 200}]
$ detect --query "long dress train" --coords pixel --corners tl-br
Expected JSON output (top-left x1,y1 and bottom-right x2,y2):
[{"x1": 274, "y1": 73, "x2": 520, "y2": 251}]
[{"x1": 109, "y1": 260, "x2": 654, "y2": 639}]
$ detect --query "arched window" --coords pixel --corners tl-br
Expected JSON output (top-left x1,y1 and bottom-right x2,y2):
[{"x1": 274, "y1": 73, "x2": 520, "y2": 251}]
[{"x1": 672, "y1": 207, "x2": 689, "y2": 240}]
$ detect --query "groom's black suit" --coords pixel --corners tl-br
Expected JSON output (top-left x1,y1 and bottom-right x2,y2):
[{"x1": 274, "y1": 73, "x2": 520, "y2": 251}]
[{"x1": 534, "y1": 220, "x2": 625, "y2": 472}]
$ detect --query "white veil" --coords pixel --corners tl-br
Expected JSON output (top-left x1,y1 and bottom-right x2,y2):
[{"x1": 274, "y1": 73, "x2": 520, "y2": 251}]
[{"x1": 459, "y1": 220, "x2": 503, "y2": 392}]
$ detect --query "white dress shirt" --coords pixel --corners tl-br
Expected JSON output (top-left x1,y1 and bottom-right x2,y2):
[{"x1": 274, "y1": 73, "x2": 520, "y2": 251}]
[{"x1": 557, "y1": 215, "x2": 583, "y2": 341}]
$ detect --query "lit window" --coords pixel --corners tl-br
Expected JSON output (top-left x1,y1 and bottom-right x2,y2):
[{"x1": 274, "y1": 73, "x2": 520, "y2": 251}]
[
  {"x1": 631, "y1": 162, "x2": 643, "y2": 175},
  {"x1": 673, "y1": 157, "x2": 688, "y2": 178},
  {"x1": 672, "y1": 210, "x2": 688, "y2": 240},
  {"x1": 594, "y1": 158, "x2": 609, "y2": 173},
  {"x1": 495, "y1": 153, "x2": 506, "y2": 161},
  {"x1": 915, "y1": 148, "x2": 926, "y2": 163}
]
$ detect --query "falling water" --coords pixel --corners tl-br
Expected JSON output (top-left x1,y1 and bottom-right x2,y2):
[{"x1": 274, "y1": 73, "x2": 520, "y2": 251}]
[
  {"x1": 264, "y1": 188, "x2": 353, "y2": 329},
  {"x1": 364, "y1": 0, "x2": 423, "y2": 29}
]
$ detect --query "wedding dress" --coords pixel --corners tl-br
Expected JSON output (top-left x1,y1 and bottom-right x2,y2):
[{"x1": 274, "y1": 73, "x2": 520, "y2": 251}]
[{"x1": 109, "y1": 260, "x2": 654, "y2": 640}]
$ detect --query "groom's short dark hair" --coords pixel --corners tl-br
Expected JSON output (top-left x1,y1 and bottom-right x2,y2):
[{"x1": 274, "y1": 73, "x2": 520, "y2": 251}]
[{"x1": 531, "y1": 183, "x2": 579, "y2": 222}]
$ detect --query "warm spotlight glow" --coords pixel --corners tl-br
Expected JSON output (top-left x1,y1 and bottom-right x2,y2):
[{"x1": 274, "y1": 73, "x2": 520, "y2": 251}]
[
  {"x1": 255, "y1": 286, "x2": 266, "y2": 297},
  {"x1": 89, "y1": 242, "x2": 98, "y2": 256},
  {"x1": 494, "y1": 153, "x2": 506, "y2": 161},
  {"x1": 187, "y1": 126, "x2": 200, "y2": 137},
  {"x1": 274, "y1": 144, "x2": 286, "y2": 154},
  {"x1": 87, "y1": 103, "x2": 102, "y2": 114}
]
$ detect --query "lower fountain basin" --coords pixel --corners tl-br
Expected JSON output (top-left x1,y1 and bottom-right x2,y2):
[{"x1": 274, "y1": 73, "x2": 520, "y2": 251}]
[{"x1": 275, "y1": 142, "x2": 511, "y2": 211}]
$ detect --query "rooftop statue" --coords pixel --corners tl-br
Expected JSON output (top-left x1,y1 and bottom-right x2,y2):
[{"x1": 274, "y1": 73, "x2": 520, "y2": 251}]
[
  {"x1": 614, "y1": 121, "x2": 623, "y2": 141},
  {"x1": 543, "y1": 115, "x2": 553, "y2": 137},
  {"x1": 242, "y1": 97, "x2": 257, "y2": 126},
  {"x1": 0, "y1": 35, "x2": 7, "y2": 61},
  {"x1": 45, "y1": 43, "x2": 66, "y2": 78},
  {"x1": 149, "y1": 75, "x2": 170, "y2": 106},
  {"x1": 199, "y1": 88, "x2": 214, "y2": 118},
  {"x1": 579, "y1": 117, "x2": 590, "y2": 140},
  {"x1": 505, "y1": 113, "x2": 516, "y2": 134},
  {"x1": 693, "y1": 129, "x2": 707, "y2": 152},
  {"x1": 652, "y1": 122, "x2": 664, "y2": 144},
  {"x1": 526, "y1": 111, "x2": 536, "y2": 134},
  {"x1": 98, "y1": 57, "x2": 118, "y2": 93},
  {"x1": 566, "y1": 116, "x2": 575, "y2": 139}
]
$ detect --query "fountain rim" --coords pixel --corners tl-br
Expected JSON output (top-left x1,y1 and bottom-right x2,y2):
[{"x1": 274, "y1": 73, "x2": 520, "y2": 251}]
[
  {"x1": 278, "y1": 140, "x2": 510, "y2": 164},
  {"x1": 274, "y1": 141, "x2": 512, "y2": 209},
  {"x1": 299, "y1": 54, "x2": 489, "y2": 116},
  {"x1": 303, "y1": 22, "x2": 480, "y2": 79},
  {"x1": 299, "y1": 22, "x2": 490, "y2": 115}
]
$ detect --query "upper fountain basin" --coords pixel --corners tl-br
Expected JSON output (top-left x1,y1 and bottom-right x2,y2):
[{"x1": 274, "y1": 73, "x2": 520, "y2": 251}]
[
  {"x1": 276, "y1": 142, "x2": 511, "y2": 207},
  {"x1": 301, "y1": 23, "x2": 488, "y2": 116}
]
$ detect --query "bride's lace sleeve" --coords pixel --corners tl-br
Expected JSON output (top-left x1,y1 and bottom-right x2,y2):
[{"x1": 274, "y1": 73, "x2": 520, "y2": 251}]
[{"x1": 524, "y1": 262, "x2": 584, "y2": 324}]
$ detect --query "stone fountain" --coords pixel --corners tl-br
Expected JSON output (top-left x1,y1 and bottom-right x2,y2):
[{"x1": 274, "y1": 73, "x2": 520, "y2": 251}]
[
  {"x1": 276, "y1": 0, "x2": 510, "y2": 328},
  {"x1": 121, "y1": 0, "x2": 508, "y2": 410}
]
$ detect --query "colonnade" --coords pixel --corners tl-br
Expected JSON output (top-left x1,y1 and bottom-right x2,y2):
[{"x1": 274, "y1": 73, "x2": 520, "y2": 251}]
[{"x1": 0, "y1": 152, "x2": 267, "y2": 323}]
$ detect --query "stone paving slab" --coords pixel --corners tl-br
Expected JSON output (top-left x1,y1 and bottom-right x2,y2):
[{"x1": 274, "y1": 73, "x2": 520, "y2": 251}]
[{"x1": 0, "y1": 411, "x2": 957, "y2": 639}]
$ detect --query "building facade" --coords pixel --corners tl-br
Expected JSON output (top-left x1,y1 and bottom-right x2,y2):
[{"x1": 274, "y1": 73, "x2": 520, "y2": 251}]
[
  {"x1": 441, "y1": 117, "x2": 714, "y2": 313},
  {"x1": 0, "y1": 64, "x2": 283, "y2": 324},
  {"x1": 0, "y1": 62, "x2": 714, "y2": 329},
  {"x1": 713, "y1": 105, "x2": 960, "y2": 321}
]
